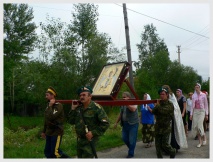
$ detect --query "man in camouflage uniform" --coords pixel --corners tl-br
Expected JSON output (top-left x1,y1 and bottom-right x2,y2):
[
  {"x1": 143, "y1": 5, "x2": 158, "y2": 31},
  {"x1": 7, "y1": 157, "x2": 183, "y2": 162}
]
[
  {"x1": 68, "y1": 86, "x2": 110, "y2": 158},
  {"x1": 152, "y1": 87, "x2": 176, "y2": 158},
  {"x1": 41, "y1": 86, "x2": 70, "y2": 158}
]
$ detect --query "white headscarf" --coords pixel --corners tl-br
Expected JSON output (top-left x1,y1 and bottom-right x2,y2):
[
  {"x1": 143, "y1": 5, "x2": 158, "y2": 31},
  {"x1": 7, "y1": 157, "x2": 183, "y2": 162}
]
[{"x1": 144, "y1": 93, "x2": 151, "y2": 110}]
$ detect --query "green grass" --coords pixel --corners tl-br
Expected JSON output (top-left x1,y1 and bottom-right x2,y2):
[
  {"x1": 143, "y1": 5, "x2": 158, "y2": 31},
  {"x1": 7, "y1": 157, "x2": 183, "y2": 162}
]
[{"x1": 4, "y1": 113, "x2": 142, "y2": 158}]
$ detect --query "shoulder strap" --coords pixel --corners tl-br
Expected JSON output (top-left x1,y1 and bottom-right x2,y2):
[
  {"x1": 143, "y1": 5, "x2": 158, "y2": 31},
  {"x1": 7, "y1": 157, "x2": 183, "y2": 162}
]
[{"x1": 79, "y1": 108, "x2": 89, "y2": 133}]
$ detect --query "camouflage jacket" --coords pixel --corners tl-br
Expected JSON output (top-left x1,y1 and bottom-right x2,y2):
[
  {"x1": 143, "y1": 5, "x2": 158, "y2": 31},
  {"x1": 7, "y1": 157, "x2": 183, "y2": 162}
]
[
  {"x1": 68, "y1": 101, "x2": 110, "y2": 138},
  {"x1": 152, "y1": 100, "x2": 174, "y2": 135},
  {"x1": 42, "y1": 102, "x2": 64, "y2": 136}
]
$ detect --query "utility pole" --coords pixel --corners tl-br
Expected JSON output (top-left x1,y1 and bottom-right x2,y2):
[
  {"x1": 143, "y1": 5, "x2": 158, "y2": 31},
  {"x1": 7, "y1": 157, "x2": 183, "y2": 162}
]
[
  {"x1": 123, "y1": 3, "x2": 134, "y2": 89},
  {"x1": 177, "y1": 45, "x2": 181, "y2": 64}
]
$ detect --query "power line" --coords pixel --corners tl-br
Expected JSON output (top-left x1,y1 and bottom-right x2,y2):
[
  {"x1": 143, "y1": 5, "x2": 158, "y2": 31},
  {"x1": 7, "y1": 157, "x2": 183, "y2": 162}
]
[
  {"x1": 114, "y1": 3, "x2": 209, "y2": 39},
  {"x1": 181, "y1": 48, "x2": 209, "y2": 53},
  {"x1": 180, "y1": 25, "x2": 209, "y2": 46},
  {"x1": 183, "y1": 39, "x2": 209, "y2": 51}
]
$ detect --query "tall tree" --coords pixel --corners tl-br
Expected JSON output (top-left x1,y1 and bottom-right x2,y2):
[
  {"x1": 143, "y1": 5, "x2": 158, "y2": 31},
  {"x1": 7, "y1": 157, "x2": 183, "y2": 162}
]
[
  {"x1": 4, "y1": 3, "x2": 37, "y2": 113},
  {"x1": 68, "y1": 3, "x2": 114, "y2": 85},
  {"x1": 166, "y1": 60, "x2": 200, "y2": 93},
  {"x1": 136, "y1": 23, "x2": 168, "y2": 66},
  {"x1": 135, "y1": 24, "x2": 200, "y2": 99},
  {"x1": 70, "y1": 3, "x2": 99, "y2": 73},
  {"x1": 38, "y1": 16, "x2": 79, "y2": 100}
]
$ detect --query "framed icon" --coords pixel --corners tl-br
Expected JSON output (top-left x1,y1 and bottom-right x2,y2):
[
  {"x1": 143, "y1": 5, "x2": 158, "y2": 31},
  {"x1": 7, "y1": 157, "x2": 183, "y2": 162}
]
[{"x1": 92, "y1": 61, "x2": 130, "y2": 100}]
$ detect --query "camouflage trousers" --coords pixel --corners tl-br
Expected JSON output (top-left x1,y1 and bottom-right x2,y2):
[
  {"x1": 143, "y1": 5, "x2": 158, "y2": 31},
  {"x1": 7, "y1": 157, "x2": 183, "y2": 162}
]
[
  {"x1": 155, "y1": 133, "x2": 176, "y2": 158},
  {"x1": 141, "y1": 124, "x2": 155, "y2": 143},
  {"x1": 76, "y1": 137, "x2": 98, "y2": 158}
]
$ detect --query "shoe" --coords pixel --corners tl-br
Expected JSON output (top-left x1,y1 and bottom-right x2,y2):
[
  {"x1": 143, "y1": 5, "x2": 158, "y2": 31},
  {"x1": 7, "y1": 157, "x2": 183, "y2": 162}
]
[
  {"x1": 126, "y1": 155, "x2": 133, "y2": 158},
  {"x1": 197, "y1": 143, "x2": 202, "y2": 148},
  {"x1": 202, "y1": 141, "x2": 207, "y2": 145},
  {"x1": 170, "y1": 149, "x2": 176, "y2": 158}
]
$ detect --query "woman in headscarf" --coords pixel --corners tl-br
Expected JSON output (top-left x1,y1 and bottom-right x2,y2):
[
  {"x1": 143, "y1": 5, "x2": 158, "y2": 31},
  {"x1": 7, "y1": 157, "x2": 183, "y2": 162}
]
[
  {"x1": 190, "y1": 83, "x2": 209, "y2": 148},
  {"x1": 162, "y1": 85, "x2": 188, "y2": 152},
  {"x1": 176, "y1": 89, "x2": 187, "y2": 136},
  {"x1": 140, "y1": 93, "x2": 155, "y2": 148}
]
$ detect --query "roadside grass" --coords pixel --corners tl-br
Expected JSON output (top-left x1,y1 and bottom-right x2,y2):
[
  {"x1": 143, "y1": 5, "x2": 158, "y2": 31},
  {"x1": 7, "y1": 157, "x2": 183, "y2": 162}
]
[{"x1": 4, "y1": 112, "x2": 142, "y2": 158}]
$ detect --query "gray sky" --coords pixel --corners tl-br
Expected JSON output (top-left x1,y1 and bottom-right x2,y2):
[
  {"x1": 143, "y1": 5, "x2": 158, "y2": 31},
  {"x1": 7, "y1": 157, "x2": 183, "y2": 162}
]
[{"x1": 27, "y1": 2, "x2": 210, "y2": 81}]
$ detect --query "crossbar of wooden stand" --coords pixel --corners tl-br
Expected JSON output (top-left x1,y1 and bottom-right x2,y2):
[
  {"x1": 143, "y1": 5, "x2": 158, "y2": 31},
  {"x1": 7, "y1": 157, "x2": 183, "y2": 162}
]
[{"x1": 56, "y1": 99, "x2": 157, "y2": 106}]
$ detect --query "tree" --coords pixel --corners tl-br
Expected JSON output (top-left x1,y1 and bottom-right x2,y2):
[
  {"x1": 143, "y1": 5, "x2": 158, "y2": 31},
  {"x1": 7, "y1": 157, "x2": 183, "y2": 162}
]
[
  {"x1": 68, "y1": 3, "x2": 115, "y2": 85},
  {"x1": 135, "y1": 51, "x2": 171, "y2": 99},
  {"x1": 4, "y1": 3, "x2": 37, "y2": 113},
  {"x1": 38, "y1": 15, "x2": 79, "y2": 101},
  {"x1": 166, "y1": 61, "x2": 200, "y2": 93},
  {"x1": 69, "y1": 3, "x2": 99, "y2": 73},
  {"x1": 136, "y1": 23, "x2": 169, "y2": 66},
  {"x1": 135, "y1": 24, "x2": 200, "y2": 99},
  {"x1": 4, "y1": 4, "x2": 37, "y2": 61}
]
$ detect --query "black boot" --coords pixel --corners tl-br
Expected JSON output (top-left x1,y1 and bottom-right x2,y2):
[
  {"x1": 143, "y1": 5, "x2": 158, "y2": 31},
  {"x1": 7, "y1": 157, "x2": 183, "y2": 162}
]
[{"x1": 170, "y1": 150, "x2": 176, "y2": 158}]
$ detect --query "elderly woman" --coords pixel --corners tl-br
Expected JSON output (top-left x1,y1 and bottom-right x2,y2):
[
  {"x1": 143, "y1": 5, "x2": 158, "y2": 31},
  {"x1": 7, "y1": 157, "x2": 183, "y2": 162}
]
[
  {"x1": 190, "y1": 83, "x2": 209, "y2": 148},
  {"x1": 140, "y1": 93, "x2": 155, "y2": 148}
]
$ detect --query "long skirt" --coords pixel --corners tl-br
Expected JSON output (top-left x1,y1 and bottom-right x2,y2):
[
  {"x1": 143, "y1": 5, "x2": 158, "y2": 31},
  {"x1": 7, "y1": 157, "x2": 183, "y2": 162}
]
[
  {"x1": 142, "y1": 124, "x2": 155, "y2": 143},
  {"x1": 192, "y1": 109, "x2": 205, "y2": 137}
]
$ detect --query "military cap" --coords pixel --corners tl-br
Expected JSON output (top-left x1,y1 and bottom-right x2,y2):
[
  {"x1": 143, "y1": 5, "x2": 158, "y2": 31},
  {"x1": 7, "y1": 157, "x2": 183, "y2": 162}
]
[
  {"x1": 77, "y1": 86, "x2": 93, "y2": 95},
  {"x1": 158, "y1": 87, "x2": 168, "y2": 94},
  {"x1": 46, "y1": 86, "x2": 57, "y2": 97}
]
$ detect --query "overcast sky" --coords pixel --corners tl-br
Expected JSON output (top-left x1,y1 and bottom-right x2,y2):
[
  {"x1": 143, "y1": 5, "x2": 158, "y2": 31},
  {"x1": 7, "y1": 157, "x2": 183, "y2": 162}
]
[
  {"x1": 25, "y1": 1, "x2": 211, "y2": 81},
  {"x1": 1, "y1": 0, "x2": 212, "y2": 82}
]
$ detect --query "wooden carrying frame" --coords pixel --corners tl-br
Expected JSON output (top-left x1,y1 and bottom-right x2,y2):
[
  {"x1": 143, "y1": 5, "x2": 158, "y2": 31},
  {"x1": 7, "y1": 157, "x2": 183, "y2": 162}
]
[
  {"x1": 56, "y1": 61, "x2": 157, "y2": 106},
  {"x1": 92, "y1": 62, "x2": 130, "y2": 100}
]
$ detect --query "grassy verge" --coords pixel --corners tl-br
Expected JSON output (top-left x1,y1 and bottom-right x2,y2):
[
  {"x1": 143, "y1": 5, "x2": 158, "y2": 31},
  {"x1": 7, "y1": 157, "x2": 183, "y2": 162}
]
[{"x1": 4, "y1": 112, "x2": 142, "y2": 158}]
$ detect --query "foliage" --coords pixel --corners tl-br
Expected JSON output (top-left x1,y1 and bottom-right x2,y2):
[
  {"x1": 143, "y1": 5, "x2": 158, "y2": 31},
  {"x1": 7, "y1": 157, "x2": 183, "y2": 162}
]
[
  {"x1": 135, "y1": 51, "x2": 171, "y2": 99},
  {"x1": 135, "y1": 24, "x2": 202, "y2": 99},
  {"x1": 4, "y1": 3, "x2": 37, "y2": 60},
  {"x1": 166, "y1": 60, "x2": 200, "y2": 93},
  {"x1": 68, "y1": 3, "x2": 110, "y2": 85},
  {"x1": 4, "y1": 3, "x2": 37, "y2": 114},
  {"x1": 136, "y1": 23, "x2": 169, "y2": 65},
  {"x1": 3, "y1": 113, "x2": 142, "y2": 158},
  {"x1": 201, "y1": 79, "x2": 210, "y2": 94}
]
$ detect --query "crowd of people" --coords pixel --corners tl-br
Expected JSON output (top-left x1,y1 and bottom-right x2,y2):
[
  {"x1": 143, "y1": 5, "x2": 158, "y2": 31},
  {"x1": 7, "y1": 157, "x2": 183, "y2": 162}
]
[
  {"x1": 114, "y1": 83, "x2": 208, "y2": 159},
  {"x1": 41, "y1": 83, "x2": 209, "y2": 158}
]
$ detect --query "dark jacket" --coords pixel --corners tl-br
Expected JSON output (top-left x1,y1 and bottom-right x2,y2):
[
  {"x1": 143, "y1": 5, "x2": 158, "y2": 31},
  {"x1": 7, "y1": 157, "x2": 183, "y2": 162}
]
[{"x1": 43, "y1": 102, "x2": 64, "y2": 136}]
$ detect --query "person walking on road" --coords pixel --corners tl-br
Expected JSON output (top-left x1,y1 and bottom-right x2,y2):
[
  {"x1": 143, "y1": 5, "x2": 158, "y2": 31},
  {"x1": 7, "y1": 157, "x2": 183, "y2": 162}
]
[
  {"x1": 176, "y1": 89, "x2": 188, "y2": 136},
  {"x1": 162, "y1": 85, "x2": 188, "y2": 152},
  {"x1": 140, "y1": 93, "x2": 155, "y2": 148},
  {"x1": 114, "y1": 91, "x2": 139, "y2": 158},
  {"x1": 190, "y1": 83, "x2": 208, "y2": 148},
  {"x1": 68, "y1": 86, "x2": 110, "y2": 158},
  {"x1": 186, "y1": 92, "x2": 193, "y2": 131},
  {"x1": 152, "y1": 87, "x2": 176, "y2": 158},
  {"x1": 41, "y1": 86, "x2": 70, "y2": 158}
]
